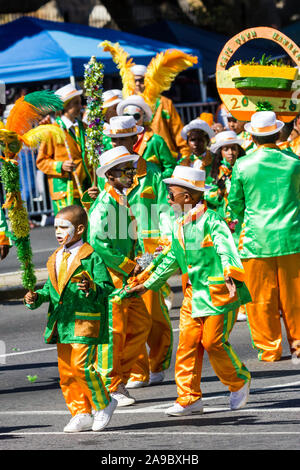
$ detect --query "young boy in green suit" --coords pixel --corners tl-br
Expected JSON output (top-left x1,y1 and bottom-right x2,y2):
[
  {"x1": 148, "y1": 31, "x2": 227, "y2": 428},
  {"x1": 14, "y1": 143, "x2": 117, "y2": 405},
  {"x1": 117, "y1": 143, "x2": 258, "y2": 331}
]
[{"x1": 24, "y1": 204, "x2": 117, "y2": 433}]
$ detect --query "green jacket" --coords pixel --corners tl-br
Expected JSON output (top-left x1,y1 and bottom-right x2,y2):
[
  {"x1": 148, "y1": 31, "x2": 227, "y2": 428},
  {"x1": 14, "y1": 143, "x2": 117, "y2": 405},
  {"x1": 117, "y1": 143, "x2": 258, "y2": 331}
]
[
  {"x1": 137, "y1": 131, "x2": 177, "y2": 179},
  {"x1": 228, "y1": 144, "x2": 300, "y2": 259},
  {"x1": 126, "y1": 157, "x2": 174, "y2": 254},
  {"x1": 88, "y1": 184, "x2": 140, "y2": 288},
  {"x1": 144, "y1": 205, "x2": 251, "y2": 317},
  {"x1": 25, "y1": 243, "x2": 114, "y2": 345}
]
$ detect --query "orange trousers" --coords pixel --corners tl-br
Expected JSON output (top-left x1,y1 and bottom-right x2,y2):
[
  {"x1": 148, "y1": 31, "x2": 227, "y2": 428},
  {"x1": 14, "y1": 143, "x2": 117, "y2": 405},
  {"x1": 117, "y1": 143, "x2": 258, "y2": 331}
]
[
  {"x1": 57, "y1": 343, "x2": 110, "y2": 416},
  {"x1": 242, "y1": 253, "x2": 300, "y2": 361},
  {"x1": 128, "y1": 289, "x2": 173, "y2": 382},
  {"x1": 175, "y1": 286, "x2": 250, "y2": 407},
  {"x1": 96, "y1": 295, "x2": 151, "y2": 392}
]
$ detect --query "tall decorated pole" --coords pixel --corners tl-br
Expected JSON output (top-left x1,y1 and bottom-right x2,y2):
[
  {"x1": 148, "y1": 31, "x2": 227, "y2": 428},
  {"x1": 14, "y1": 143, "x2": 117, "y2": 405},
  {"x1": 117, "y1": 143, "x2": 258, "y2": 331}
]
[
  {"x1": 0, "y1": 91, "x2": 65, "y2": 292},
  {"x1": 84, "y1": 55, "x2": 105, "y2": 184}
]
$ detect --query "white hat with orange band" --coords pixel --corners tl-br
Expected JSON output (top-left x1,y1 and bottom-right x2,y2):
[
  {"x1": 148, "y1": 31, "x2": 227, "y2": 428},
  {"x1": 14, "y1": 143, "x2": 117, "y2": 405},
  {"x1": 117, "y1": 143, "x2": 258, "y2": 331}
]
[
  {"x1": 163, "y1": 166, "x2": 211, "y2": 192},
  {"x1": 102, "y1": 89, "x2": 123, "y2": 108},
  {"x1": 210, "y1": 130, "x2": 244, "y2": 153},
  {"x1": 55, "y1": 84, "x2": 83, "y2": 104},
  {"x1": 96, "y1": 145, "x2": 140, "y2": 177},
  {"x1": 244, "y1": 111, "x2": 284, "y2": 136},
  {"x1": 103, "y1": 115, "x2": 143, "y2": 138}
]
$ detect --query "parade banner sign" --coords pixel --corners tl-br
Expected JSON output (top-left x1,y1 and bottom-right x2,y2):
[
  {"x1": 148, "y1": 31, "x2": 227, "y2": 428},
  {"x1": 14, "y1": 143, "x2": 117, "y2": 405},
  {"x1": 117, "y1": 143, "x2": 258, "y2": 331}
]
[{"x1": 216, "y1": 27, "x2": 300, "y2": 122}]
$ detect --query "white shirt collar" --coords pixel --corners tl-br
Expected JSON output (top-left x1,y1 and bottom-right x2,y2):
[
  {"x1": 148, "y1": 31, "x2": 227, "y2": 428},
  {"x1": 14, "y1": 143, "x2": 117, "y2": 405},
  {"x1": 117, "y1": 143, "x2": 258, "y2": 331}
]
[
  {"x1": 61, "y1": 115, "x2": 77, "y2": 130},
  {"x1": 63, "y1": 239, "x2": 83, "y2": 254}
]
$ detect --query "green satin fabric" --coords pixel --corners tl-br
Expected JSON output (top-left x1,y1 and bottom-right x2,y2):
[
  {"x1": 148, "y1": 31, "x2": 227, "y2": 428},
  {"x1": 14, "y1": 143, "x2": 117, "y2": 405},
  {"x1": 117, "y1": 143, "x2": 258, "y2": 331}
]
[
  {"x1": 25, "y1": 250, "x2": 114, "y2": 345},
  {"x1": 144, "y1": 207, "x2": 251, "y2": 317},
  {"x1": 126, "y1": 161, "x2": 174, "y2": 255},
  {"x1": 142, "y1": 133, "x2": 177, "y2": 179},
  {"x1": 228, "y1": 145, "x2": 300, "y2": 259}
]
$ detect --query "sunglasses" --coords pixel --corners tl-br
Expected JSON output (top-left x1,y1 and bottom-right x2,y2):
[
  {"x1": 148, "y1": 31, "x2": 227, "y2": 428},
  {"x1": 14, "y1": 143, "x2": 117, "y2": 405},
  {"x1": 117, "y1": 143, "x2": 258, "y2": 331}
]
[
  {"x1": 167, "y1": 189, "x2": 188, "y2": 201},
  {"x1": 110, "y1": 167, "x2": 137, "y2": 177},
  {"x1": 123, "y1": 112, "x2": 142, "y2": 121}
]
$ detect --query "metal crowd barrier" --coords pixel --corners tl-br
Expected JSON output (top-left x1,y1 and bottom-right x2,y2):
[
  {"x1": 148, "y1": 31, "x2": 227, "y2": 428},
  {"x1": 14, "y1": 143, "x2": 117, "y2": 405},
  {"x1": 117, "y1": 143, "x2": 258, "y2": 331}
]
[
  {"x1": 0, "y1": 101, "x2": 220, "y2": 221},
  {"x1": 175, "y1": 100, "x2": 219, "y2": 123}
]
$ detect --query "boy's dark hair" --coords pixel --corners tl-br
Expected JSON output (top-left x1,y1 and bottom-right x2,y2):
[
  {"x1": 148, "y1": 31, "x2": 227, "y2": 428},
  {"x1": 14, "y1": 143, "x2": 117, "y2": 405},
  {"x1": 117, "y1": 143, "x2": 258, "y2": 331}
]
[
  {"x1": 57, "y1": 205, "x2": 88, "y2": 227},
  {"x1": 252, "y1": 132, "x2": 279, "y2": 145}
]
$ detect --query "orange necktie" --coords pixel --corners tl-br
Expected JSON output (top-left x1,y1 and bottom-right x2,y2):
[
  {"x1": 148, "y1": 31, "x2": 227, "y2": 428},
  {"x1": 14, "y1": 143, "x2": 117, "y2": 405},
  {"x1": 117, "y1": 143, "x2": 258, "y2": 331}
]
[{"x1": 58, "y1": 251, "x2": 71, "y2": 294}]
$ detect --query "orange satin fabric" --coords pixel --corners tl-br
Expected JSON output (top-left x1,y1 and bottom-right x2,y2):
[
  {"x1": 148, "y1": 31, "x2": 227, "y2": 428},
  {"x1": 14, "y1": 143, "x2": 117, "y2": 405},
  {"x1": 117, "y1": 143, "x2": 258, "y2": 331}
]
[
  {"x1": 108, "y1": 296, "x2": 151, "y2": 392},
  {"x1": 242, "y1": 253, "x2": 300, "y2": 361},
  {"x1": 129, "y1": 289, "x2": 172, "y2": 382},
  {"x1": 57, "y1": 343, "x2": 110, "y2": 416},
  {"x1": 175, "y1": 286, "x2": 249, "y2": 407}
]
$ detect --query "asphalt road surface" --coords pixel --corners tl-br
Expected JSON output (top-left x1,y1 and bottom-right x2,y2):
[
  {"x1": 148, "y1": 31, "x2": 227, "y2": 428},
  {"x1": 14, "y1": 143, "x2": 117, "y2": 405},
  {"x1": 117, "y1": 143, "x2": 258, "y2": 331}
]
[{"x1": 1, "y1": 276, "x2": 300, "y2": 455}]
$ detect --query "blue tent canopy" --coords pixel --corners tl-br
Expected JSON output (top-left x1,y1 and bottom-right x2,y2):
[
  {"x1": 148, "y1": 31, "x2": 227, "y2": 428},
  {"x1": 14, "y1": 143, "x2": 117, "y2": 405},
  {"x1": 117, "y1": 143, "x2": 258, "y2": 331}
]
[
  {"x1": 0, "y1": 17, "x2": 202, "y2": 85},
  {"x1": 134, "y1": 20, "x2": 282, "y2": 76}
]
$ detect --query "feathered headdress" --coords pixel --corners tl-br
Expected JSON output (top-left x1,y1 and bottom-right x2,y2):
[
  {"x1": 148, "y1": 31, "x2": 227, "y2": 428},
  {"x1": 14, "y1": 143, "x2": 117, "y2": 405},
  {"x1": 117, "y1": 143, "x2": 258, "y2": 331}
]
[
  {"x1": 0, "y1": 90, "x2": 65, "y2": 157},
  {"x1": 99, "y1": 41, "x2": 198, "y2": 111},
  {"x1": 0, "y1": 90, "x2": 66, "y2": 292}
]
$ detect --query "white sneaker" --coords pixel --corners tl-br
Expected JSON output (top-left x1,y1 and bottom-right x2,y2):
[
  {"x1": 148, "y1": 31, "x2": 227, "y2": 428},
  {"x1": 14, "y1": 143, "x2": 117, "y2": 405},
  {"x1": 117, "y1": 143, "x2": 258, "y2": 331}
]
[
  {"x1": 164, "y1": 290, "x2": 174, "y2": 311},
  {"x1": 111, "y1": 383, "x2": 136, "y2": 407},
  {"x1": 165, "y1": 399, "x2": 204, "y2": 417},
  {"x1": 92, "y1": 397, "x2": 117, "y2": 431},
  {"x1": 149, "y1": 371, "x2": 165, "y2": 385},
  {"x1": 237, "y1": 312, "x2": 247, "y2": 321},
  {"x1": 230, "y1": 381, "x2": 251, "y2": 410},
  {"x1": 63, "y1": 413, "x2": 93, "y2": 433},
  {"x1": 126, "y1": 379, "x2": 148, "y2": 389}
]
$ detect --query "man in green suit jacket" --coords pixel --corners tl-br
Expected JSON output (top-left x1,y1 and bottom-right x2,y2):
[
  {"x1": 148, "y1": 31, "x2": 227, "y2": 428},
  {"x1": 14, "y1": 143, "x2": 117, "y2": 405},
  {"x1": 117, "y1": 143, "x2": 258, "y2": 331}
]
[{"x1": 228, "y1": 111, "x2": 300, "y2": 362}]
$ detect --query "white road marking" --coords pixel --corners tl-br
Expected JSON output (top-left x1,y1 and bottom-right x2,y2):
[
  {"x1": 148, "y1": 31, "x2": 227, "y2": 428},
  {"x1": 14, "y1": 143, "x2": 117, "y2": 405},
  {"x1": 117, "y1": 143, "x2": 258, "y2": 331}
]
[
  {"x1": 0, "y1": 431, "x2": 300, "y2": 436},
  {"x1": 0, "y1": 346, "x2": 57, "y2": 358},
  {"x1": 1, "y1": 406, "x2": 300, "y2": 416}
]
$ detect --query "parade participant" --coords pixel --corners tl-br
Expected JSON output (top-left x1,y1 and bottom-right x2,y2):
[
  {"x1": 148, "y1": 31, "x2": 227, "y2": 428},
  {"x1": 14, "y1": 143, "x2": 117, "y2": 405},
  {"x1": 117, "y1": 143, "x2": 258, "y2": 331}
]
[
  {"x1": 228, "y1": 111, "x2": 300, "y2": 361},
  {"x1": 179, "y1": 118, "x2": 215, "y2": 183},
  {"x1": 129, "y1": 165, "x2": 251, "y2": 416},
  {"x1": 102, "y1": 89, "x2": 123, "y2": 152},
  {"x1": 100, "y1": 42, "x2": 197, "y2": 160},
  {"x1": 208, "y1": 130, "x2": 245, "y2": 246},
  {"x1": 117, "y1": 94, "x2": 177, "y2": 178},
  {"x1": 36, "y1": 84, "x2": 92, "y2": 215},
  {"x1": 24, "y1": 204, "x2": 117, "y2": 432},
  {"x1": 0, "y1": 206, "x2": 10, "y2": 260},
  {"x1": 104, "y1": 115, "x2": 174, "y2": 387},
  {"x1": 131, "y1": 62, "x2": 191, "y2": 160},
  {"x1": 88, "y1": 146, "x2": 152, "y2": 405},
  {"x1": 208, "y1": 130, "x2": 247, "y2": 322}
]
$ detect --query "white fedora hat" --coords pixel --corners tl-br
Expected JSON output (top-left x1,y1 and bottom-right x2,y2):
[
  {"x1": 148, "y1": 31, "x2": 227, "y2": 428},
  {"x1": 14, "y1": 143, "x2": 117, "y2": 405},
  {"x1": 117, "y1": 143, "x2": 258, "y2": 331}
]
[
  {"x1": 163, "y1": 166, "x2": 211, "y2": 192},
  {"x1": 103, "y1": 115, "x2": 143, "y2": 138},
  {"x1": 102, "y1": 89, "x2": 123, "y2": 108},
  {"x1": 244, "y1": 111, "x2": 284, "y2": 136},
  {"x1": 181, "y1": 118, "x2": 215, "y2": 141},
  {"x1": 96, "y1": 145, "x2": 140, "y2": 178},
  {"x1": 55, "y1": 84, "x2": 83, "y2": 103},
  {"x1": 117, "y1": 95, "x2": 153, "y2": 122},
  {"x1": 131, "y1": 64, "x2": 147, "y2": 76},
  {"x1": 210, "y1": 130, "x2": 244, "y2": 153}
]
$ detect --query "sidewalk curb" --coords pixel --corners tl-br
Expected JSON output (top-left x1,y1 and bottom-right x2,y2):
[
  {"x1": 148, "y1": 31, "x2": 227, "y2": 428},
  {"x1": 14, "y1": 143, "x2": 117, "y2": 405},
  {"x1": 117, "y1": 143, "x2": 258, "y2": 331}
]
[{"x1": 0, "y1": 268, "x2": 48, "y2": 301}]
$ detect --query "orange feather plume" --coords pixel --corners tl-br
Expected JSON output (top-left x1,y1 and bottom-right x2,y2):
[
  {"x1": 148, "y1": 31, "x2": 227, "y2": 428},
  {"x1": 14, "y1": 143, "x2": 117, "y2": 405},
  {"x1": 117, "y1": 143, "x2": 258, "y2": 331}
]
[{"x1": 5, "y1": 96, "x2": 43, "y2": 136}]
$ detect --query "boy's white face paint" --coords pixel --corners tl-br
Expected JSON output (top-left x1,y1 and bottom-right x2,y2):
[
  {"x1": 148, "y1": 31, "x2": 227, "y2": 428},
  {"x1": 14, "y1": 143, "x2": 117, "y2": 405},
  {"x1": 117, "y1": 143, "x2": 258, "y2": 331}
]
[{"x1": 54, "y1": 218, "x2": 76, "y2": 245}]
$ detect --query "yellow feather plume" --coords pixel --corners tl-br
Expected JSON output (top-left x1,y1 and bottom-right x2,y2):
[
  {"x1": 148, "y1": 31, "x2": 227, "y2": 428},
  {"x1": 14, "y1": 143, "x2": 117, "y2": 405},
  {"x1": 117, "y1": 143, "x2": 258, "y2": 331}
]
[
  {"x1": 20, "y1": 124, "x2": 66, "y2": 148},
  {"x1": 143, "y1": 49, "x2": 198, "y2": 110},
  {"x1": 100, "y1": 40, "x2": 136, "y2": 98}
]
